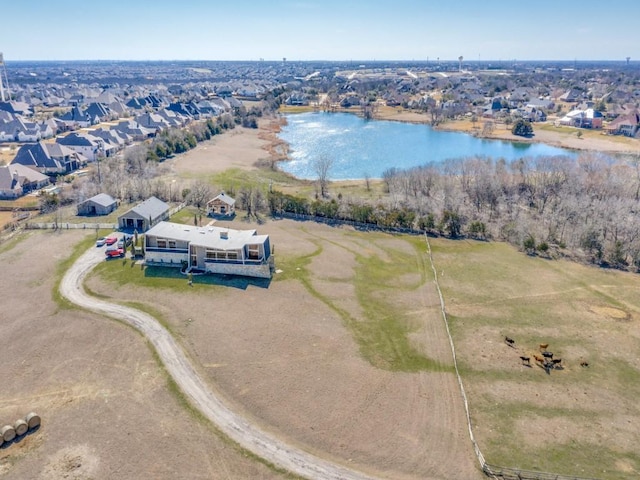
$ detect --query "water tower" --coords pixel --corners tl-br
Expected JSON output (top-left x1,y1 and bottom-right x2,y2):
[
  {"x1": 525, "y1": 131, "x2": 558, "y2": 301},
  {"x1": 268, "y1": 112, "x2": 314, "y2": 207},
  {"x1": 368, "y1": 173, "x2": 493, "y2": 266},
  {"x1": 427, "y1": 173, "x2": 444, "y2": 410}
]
[
  {"x1": 458, "y1": 55, "x2": 463, "y2": 71},
  {"x1": 0, "y1": 52, "x2": 10, "y2": 102},
  {"x1": 626, "y1": 57, "x2": 631, "y2": 66}
]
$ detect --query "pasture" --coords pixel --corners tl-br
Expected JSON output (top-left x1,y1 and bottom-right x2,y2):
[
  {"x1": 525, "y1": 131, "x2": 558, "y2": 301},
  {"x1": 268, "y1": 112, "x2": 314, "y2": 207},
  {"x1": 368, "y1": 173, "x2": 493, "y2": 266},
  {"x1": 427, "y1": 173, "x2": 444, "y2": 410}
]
[{"x1": 431, "y1": 238, "x2": 640, "y2": 479}]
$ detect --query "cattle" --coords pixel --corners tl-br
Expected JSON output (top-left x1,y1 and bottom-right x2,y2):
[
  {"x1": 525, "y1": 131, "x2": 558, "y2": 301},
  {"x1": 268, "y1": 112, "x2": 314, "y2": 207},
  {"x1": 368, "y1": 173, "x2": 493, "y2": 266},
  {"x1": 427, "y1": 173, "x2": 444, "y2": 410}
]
[
  {"x1": 580, "y1": 361, "x2": 590, "y2": 368},
  {"x1": 519, "y1": 356, "x2": 531, "y2": 366},
  {"x1": 542, "y1": 351, "x2": 554, "y2": 359},
  {"x1": 533, "y1": 354, "x2": 545, "y2": 363},
  {"x1": 539, "y1": 343, "x2": 549, "y2": 351},
  {"x1": 551, "y1": 358, "x2": 562, "y2": 365},
  {"x1": 505, "y1": 336, "x2": 515, "y2": 347},
  {"x1": 543, "y1": 361, "x2": 554, "y2": 373}
]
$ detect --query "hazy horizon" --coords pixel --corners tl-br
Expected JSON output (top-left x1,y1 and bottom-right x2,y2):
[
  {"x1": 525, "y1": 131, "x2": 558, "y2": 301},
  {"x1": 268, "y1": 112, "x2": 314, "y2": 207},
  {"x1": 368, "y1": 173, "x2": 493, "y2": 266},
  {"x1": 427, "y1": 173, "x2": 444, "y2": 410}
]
[{"x1": 1, "y1": 0, "x2": 638, "y2": 62}]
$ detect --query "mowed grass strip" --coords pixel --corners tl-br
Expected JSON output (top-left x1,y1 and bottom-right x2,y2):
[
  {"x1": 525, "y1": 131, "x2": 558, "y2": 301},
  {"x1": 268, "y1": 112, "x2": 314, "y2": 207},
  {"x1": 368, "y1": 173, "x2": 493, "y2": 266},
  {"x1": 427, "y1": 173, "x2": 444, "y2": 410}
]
[{"x1": 430, "y1": 238, "x2": 640, "y2": 478}]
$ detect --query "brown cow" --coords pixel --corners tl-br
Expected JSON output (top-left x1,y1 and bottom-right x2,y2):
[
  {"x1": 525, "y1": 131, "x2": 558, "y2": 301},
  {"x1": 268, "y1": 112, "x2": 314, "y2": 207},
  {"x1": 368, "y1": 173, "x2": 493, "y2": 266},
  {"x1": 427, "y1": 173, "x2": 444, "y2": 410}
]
[
  {"x1": 539, "y1": 343, "x2": 549, "y2": 351},
  {"x1": 533, "y1": 354, "x2": 545, "y2": 363}
]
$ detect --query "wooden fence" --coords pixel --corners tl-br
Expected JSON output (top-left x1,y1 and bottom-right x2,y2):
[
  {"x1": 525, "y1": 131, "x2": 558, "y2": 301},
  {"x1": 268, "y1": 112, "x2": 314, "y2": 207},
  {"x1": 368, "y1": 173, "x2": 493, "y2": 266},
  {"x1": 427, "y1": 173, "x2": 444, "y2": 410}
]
[{"x1": 483, "y1": 463, "x2": 601, "y2": 480}]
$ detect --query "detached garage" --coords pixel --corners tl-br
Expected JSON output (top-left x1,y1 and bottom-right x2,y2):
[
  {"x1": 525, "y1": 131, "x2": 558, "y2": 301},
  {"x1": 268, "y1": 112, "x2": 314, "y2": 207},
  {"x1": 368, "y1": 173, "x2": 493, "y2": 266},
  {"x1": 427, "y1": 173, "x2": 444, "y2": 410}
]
[
  {"x1": 77, "y1": 193, "x2": 117, "y2": 216},
  {"x1": 118, "y1": 196, "x2": 169, "y2": 232}
]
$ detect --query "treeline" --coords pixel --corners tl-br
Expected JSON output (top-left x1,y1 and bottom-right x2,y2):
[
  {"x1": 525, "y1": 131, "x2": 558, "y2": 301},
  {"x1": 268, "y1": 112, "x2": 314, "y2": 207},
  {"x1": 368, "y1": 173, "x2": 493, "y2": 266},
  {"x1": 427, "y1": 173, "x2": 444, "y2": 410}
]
[{"x1": 269, "y1": 152, "x2": 640, "y2": 270}]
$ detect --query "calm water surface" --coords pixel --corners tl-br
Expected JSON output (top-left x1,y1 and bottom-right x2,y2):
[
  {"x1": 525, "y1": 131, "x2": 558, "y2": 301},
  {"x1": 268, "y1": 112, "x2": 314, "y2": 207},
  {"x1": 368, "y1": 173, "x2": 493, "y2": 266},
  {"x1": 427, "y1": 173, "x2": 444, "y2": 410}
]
[{"x1": 277, "y1": 112, "x2": 574, "y2": 180}]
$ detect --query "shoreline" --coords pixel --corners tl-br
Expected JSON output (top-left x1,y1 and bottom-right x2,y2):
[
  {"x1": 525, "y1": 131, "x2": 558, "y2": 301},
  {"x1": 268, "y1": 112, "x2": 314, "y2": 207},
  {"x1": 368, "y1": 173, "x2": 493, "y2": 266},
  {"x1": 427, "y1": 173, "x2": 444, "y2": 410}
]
[{"x1": 371, "y1": 108, "x2": 640, "y2": 156}]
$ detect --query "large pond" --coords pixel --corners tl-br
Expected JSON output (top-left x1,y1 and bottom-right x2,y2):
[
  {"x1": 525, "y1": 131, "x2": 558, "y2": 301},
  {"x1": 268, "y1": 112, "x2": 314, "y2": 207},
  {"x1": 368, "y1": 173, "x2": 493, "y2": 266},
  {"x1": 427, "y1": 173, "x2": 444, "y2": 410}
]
[{"x1": 277, "y1": 112, "x2": 575, "y2": 180}]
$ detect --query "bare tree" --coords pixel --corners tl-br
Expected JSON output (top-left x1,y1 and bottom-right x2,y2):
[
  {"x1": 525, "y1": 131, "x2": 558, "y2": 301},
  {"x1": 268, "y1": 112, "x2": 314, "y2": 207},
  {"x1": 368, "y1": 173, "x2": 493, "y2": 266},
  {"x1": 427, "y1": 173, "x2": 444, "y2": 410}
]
[
  {"x1": 313, "y1": 156, "x2": 334, "y2": 198},
  {"x1": 187, "y1": 180, "x2": 211, "y2": 210}
]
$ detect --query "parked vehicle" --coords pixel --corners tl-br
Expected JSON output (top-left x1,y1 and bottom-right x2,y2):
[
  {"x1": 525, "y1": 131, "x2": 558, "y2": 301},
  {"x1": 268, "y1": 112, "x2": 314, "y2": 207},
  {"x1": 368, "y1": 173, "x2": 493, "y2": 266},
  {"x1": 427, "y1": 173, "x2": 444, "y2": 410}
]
[
  {"x1": 105, "y1": 247, "x2": 125, "y2": 258},
  {"x1": 96, "y1": 237, "x2": 107, "y2": 247},
  {"x1": 105, "y1": 236, "x2": 118, "y2": 246},
  {"x1": 118, "y1": 234, "x2": 132, "y2": 249}
]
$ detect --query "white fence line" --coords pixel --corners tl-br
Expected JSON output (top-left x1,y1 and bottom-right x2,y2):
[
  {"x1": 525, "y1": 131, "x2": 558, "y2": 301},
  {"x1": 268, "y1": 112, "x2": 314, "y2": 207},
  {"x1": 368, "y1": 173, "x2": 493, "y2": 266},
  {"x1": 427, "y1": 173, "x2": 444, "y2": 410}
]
[
  {"x1": 25, "y1": 223, "x2": 118, "y2": 230},
  {"x1": 424, "y1": 234, "x2": 495, "y2": 478}
]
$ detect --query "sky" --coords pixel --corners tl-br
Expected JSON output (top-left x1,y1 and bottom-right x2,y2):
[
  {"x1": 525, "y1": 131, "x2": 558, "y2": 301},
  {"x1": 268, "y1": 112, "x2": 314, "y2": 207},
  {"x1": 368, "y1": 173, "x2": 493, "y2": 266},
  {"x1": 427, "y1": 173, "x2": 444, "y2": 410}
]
[{"x1": 1, "y1": 0, "x2": 639, "y2": 62}]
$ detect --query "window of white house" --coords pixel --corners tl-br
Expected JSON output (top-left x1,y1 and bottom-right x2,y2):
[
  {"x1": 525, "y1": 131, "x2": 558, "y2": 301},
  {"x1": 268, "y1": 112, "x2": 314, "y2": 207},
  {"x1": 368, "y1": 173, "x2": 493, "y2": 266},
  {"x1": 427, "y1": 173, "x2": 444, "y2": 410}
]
[
  {"x1": 247, "y1": 245, "x2": 260, "y2": 259},
  {"x1": 157, "y1": 239, "x2": 167, "y2": 248}
]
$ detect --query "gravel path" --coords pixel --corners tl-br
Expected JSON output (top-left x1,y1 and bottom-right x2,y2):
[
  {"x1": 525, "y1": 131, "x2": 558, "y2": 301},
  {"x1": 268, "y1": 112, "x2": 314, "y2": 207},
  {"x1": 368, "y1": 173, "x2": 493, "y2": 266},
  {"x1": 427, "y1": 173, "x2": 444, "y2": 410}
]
[{"x1": 59, "y1": 245, "x2": 379, "y2": 480}]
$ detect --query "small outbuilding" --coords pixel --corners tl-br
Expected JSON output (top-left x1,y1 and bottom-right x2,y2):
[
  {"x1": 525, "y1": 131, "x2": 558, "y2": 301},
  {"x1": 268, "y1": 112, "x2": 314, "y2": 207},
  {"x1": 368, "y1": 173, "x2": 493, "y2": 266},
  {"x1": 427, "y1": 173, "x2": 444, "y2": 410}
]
[
  {"x1": 118, "y1": 196, "x2": 169, "y2": 231},
  {"x1": 206, "y1": 192, "x2": 236, "y2": 217},
  {"x1": 77, "y1": 193, "x2": 118, "y2": 216}
]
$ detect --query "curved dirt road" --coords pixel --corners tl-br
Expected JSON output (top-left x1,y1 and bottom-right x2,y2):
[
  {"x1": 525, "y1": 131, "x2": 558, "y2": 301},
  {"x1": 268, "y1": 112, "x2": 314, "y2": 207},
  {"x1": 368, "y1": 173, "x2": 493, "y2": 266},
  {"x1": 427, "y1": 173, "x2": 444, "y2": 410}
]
[{"x1": 60, "y1": 246, "x2": 379, "y2": 480}]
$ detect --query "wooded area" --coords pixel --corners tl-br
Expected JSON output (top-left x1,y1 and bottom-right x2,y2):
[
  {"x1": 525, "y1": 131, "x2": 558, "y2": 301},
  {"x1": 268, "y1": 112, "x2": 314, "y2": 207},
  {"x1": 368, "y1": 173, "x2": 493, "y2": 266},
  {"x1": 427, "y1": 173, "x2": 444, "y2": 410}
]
[{"x1": 270, "y1": 152, "x2": 640, "y2": 270}]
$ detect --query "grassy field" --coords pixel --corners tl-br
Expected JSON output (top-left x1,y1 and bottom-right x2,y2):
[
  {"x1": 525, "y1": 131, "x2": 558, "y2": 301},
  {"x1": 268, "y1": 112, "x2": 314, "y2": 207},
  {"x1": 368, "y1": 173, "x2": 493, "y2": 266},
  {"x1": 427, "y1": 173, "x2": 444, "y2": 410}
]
[
  {"x1": 76, "y1": 215, "x2": 640, "y2": 478},
  {"x1": 430, "y1": 238, "x2": 640, "y2": 478}
]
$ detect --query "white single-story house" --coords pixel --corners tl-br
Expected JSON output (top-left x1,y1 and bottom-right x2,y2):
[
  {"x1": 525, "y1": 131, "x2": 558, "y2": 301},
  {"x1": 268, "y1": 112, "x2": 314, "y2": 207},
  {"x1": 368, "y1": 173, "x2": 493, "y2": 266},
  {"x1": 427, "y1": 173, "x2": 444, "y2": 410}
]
[
  {"x1": 77, "y1": 193, "x2": 118, "y2": 216},
  {"x1": 118, "y1": 196, "x2": 169, "y2": 231},
  {"x1": 206, "y1": 192, "x2": 236, "y2": 217},
  {"x1": 144, "y1": 221, "x2": 273, "y2": 279}
]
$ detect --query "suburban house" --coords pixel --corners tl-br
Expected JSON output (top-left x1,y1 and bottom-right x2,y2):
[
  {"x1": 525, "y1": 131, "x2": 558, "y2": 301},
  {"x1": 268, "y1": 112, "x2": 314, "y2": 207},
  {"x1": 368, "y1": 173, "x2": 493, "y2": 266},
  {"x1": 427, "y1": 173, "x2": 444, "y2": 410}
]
[
  {"x1": 144, "y1": 221, "x2": 273, "y2": 279},
  {"x1": 0, "y1": 164, "x2": 49, "y2": 199},
  {"x1": 118, "y1": 196, "x2": 169, "y2": 231},
  {"x1": 559, "y1": 108, "x2": 604, "y2": 129},
  {"x1": 77, "y1": 193, "x2": 118, "y2": 216},
  {"x1": 58, "y1": 105, "x2": 94, "y2": 128},
  {"x1": 56, "y1": 132, "x2": 112, "y2": 161},
  {"x1": 206, "y1": 192, "x2": 236, "y2": 217},
  {"x1": 10, "y1": 141, "x2": 84, "y2": 175},
  {"x1": 604, "y1": 112, "x2": 640, "y2": 137}
]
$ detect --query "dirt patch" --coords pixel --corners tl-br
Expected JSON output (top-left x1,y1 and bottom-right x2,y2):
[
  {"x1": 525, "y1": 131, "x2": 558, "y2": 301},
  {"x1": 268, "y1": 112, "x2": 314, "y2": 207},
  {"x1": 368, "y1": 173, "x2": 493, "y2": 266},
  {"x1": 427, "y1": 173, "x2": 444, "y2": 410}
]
[
  {"x1": 170, "y1": 123, "x2": 273, "y2": 176},
  {"x1": 41, "y1": 445, "x2": 99, "y2": 480},
  {"x1": 589, "y1": 305, "x2": 631, "y2": 321}
]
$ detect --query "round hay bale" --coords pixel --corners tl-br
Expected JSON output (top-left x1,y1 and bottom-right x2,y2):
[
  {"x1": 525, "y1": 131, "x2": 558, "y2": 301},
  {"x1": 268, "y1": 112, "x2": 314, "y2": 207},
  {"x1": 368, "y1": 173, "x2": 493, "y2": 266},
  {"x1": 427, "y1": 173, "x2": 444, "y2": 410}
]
[
  {"x1": 25, "y1": 412, "x2": 41, "y2": 430},
  {"x1": 14, "y1": 418, "x2": 28, "y2": 436},
  {"x1": 1, "y1": 425, "x2": 16, "y2": 442}
]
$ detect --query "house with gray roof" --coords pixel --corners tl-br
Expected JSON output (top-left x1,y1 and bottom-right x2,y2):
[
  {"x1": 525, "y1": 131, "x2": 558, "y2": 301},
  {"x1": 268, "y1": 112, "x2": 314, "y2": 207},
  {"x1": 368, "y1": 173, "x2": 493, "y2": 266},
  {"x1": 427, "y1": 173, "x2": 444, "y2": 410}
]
[
  {"x1": 56, "y1": 132, "x2": 110, "y2": 161},
  {"x1": 206, "y1": 192, "x2": 236, "y2": 217},
  {"x1": 10, "y1": 141, "x2": 83, "y2": 174},
  {"x1": 144, "y1": 221, "x2": 273, "y2": 279},
  {"x1": 0, "y1": 164, "x2": 49, "y2": 199},
  {"x1": 118, "y1": 196, "x2": 169, "y2": 231},
  {"x1": 77, "y1": 193, "x2": 118, "y2": 216}
]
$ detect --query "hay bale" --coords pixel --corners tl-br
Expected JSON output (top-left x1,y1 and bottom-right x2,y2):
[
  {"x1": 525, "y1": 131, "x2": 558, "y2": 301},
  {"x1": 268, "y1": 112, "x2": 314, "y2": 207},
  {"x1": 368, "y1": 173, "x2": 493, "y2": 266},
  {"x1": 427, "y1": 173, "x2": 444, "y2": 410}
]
[
  {"x1": 25, "y1": 412, "x2": 41, "y2": 430},
  {"x1": 14, "y1": 418, "x2": 28, "y2": 436},
  {"x1": 1, "y1": 425, "x2": 16, "y2": 442}
]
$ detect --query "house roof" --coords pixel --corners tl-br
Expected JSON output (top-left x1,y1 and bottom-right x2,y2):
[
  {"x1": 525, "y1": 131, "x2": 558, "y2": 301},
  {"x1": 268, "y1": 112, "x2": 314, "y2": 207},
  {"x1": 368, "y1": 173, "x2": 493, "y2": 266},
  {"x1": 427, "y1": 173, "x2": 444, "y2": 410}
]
[
  {"x1": 0, "y1": 166, "x2": 21, "y2": 191},
  {"x1": 209, "y1": 192, "x2": 235, "y2": 206},
  {"x1": 80, "y1": 193, "x2": 116, "y2": 207},
  {"x1": 8, "y1": 163, "x2": 49, "y2": 184},
  {"x1": 146, "y1": 221, "x2": 267, "y2": 251},
  {"x1": 11, "y1": 141, "x2": 78, "y2": 170},
  {"x1": 123, "y1": 196, "x2": 169, "y2": 220}
]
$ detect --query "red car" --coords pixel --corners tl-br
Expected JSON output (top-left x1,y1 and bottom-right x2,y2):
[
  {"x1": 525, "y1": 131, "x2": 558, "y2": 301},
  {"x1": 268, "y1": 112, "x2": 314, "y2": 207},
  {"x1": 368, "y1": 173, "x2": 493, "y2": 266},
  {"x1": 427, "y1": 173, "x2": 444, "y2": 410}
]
[
  {"x1": 105, "y1": 236, "x2": 118, "y2": 246},
  {"x1": 105, "y1": 247, "x2": 125, "y2": 258}
]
